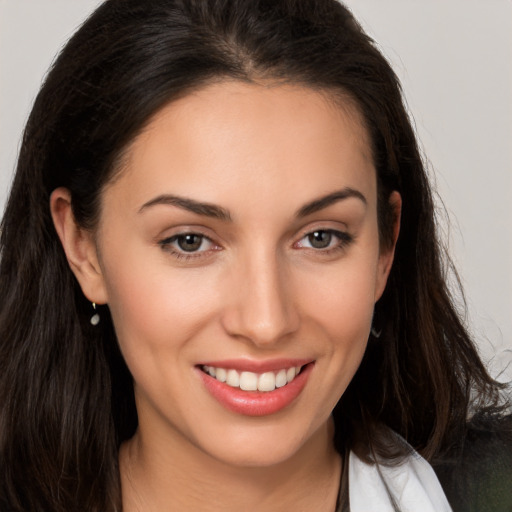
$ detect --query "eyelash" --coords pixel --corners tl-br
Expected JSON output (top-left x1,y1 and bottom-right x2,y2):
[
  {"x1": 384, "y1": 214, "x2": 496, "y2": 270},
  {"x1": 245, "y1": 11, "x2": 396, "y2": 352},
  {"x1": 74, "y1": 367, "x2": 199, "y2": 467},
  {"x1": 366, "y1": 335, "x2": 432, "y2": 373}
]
[
  {"x1": 294, "y1": 229, "x2": 354, "y2": 255},
  {"x1": 158, "y1": 233, "x2": 218, "y2": 261},
  {"x1": 158, "y1": 228, "x2": 354, "y2": 261}
]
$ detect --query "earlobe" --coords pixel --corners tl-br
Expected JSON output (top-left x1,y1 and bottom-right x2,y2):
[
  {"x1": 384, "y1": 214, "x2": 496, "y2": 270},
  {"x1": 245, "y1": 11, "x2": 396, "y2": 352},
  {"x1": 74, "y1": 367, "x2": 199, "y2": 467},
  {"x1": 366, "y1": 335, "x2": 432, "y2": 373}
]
[
  {"x1": 375, "y1": 191, "x2": 402, "y2": 301},
  {"x1": 50, "y1": 188, "x2": 108, "y2": 304}
]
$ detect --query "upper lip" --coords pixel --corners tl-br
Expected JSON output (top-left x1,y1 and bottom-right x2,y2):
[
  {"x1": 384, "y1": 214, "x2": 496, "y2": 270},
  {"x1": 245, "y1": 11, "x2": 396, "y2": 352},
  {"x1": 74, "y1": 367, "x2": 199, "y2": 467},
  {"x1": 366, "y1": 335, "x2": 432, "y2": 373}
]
[{"x1": 196, "y1": 358, "x2": 314, "y2": 373}]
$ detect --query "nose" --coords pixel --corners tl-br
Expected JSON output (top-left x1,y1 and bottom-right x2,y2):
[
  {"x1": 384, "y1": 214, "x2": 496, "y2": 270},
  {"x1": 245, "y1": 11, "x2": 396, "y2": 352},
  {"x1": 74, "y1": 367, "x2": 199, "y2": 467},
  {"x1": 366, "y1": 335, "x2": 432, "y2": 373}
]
[{"x1": 221, "y1": 250, "x2": 300, "y2": 347}]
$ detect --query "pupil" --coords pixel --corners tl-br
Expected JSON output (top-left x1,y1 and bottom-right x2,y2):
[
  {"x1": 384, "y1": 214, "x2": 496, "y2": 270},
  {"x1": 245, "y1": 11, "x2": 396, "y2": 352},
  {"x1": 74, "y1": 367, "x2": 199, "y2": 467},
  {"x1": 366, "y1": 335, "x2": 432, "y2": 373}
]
[
  {"x1": 309, "y1": 231, "x2": 331, "y2": 249},
  {"x1": 178, "y1": 234, "x2": 202, "y2": 252}
]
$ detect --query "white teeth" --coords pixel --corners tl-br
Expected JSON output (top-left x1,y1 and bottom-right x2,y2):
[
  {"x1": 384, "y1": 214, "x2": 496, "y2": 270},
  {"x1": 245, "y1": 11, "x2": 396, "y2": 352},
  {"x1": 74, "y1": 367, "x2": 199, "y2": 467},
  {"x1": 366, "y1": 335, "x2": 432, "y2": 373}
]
[
  {"x1": 258, "y1": 371, "x2": 276, "y2": 392},
  {"x1": 226, "y1": 369, "x2": 240, "y2": 387},
  {"x1": 239, "y1": 371, "x2": 258, "y2": 391},
  {"x1": 203, "y1": 365, "x2": 305, "y2": 392},
  {"x1": 275, "y1": 369, "x2": 287, "y2": 388}
]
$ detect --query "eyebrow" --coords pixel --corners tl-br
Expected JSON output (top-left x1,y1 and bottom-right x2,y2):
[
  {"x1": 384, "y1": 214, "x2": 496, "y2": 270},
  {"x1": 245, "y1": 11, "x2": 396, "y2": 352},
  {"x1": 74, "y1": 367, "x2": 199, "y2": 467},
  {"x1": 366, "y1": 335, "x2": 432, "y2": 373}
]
[
  {"x1": 138, "y1": 187, "x2": 366, "y2": 221},
  {"x1": 138, "y1": 194, "x2": 232, "y2": 221},
  {"x1": 295, "y1": 188, "x2": 367, "y2": 217}
]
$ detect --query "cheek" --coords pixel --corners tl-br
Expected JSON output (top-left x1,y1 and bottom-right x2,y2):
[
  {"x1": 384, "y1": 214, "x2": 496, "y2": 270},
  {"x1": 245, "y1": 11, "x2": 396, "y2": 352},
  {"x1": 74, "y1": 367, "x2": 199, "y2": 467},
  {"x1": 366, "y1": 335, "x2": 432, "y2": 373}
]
[
  {"x1": 101, "y1": 246, "x2": 222, "y2": 363},
  {"x1": 298, "y1": 254, "x2": 378, "y2": 338},
  {"x1": 295, "y1": 250, "x2": 379, "y2": 398}
]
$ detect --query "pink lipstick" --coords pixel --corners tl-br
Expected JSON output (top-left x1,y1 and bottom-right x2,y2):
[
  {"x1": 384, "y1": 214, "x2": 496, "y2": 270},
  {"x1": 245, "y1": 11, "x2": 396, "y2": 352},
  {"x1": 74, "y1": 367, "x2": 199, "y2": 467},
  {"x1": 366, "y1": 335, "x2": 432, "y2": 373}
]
[{"x1": 196, "y1": 359, "x2": 314, "y2": 416}]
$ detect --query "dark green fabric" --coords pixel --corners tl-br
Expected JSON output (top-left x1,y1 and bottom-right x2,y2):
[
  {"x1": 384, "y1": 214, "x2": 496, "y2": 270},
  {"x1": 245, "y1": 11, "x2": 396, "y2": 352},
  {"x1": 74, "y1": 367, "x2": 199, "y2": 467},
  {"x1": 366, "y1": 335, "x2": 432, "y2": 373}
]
[{"x1": 434, "y1": 413, "x2": 512, "y2": 512}]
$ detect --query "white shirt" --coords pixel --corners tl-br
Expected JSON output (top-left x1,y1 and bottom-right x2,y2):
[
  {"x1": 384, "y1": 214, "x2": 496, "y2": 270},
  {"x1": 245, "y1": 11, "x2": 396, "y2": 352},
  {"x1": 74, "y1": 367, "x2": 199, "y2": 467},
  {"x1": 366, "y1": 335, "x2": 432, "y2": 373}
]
[{"x1": 349, "y1": 448, "x2": 453, "y2": 511}]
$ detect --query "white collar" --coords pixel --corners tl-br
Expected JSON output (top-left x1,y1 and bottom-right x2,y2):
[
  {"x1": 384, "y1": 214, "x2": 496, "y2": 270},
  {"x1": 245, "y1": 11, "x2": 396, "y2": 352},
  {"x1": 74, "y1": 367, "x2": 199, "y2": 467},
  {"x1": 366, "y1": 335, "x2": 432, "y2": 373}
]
[{"x1": 349, "y1": 448, "x2": 453, "y2": 512}]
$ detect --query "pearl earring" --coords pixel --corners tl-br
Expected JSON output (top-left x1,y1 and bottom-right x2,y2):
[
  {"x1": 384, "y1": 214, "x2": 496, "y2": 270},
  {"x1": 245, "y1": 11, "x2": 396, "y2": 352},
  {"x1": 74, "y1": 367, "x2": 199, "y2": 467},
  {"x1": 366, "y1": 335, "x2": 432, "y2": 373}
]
[{"x1": 90, "y1": 302, "x2": 100, "y2": 326}]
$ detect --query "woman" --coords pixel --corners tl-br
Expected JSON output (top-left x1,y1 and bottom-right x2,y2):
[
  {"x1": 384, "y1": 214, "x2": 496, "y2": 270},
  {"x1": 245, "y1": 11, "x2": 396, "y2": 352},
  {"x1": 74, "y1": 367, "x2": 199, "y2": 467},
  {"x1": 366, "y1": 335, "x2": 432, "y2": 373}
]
[{"x1": 0, "y1": 0, "x2": 510, "y2": 510}]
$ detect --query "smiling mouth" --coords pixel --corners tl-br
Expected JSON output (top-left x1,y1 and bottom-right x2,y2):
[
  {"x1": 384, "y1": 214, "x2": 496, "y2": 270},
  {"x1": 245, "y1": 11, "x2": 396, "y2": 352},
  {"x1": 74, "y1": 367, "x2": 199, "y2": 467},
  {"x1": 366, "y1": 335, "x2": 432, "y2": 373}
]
[{"x1": 201, "y1": 365, "x2": 303, "y2": 392}]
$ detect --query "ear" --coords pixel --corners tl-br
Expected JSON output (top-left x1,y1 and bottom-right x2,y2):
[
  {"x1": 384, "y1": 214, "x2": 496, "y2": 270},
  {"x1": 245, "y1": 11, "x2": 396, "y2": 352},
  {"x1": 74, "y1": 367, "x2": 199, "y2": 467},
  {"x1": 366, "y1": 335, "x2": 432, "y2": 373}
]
[
  {"x1": 50, "y1": 187, "x2": 108, "y2": 304},
  {"x1": 374, "y1": 191, "x2": 402, "y2": 302}
]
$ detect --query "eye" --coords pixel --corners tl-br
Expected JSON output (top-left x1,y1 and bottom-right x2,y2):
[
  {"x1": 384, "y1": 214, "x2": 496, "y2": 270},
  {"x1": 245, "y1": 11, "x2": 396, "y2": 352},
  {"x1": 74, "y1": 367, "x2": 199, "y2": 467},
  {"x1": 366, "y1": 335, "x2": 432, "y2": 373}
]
[
  {"x1": 158, "y1": 232, "x2": 218, "y2": 257},
  {"x1": 295, "y1": 229, "x2": 353, "y2": 251},
  {"x1": 174, "y1": 233, "x2": 206, "y2": 252},
  {"x1": 306, "y1": 230, "x2": 334, "y2": 249}
]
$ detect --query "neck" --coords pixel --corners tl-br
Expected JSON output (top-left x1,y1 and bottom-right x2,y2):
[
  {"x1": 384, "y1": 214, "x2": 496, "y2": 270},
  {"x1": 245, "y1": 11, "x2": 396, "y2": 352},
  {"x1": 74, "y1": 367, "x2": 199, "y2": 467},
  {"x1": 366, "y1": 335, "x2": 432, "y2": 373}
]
[{"x1": 120, "y1": 419, "x2": 341, "y2": 512}]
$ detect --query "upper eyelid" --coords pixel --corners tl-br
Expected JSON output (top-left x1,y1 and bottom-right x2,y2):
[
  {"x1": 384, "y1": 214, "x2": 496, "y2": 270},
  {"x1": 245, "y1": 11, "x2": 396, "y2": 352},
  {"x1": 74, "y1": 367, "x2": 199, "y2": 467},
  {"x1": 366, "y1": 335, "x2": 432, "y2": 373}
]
[
  {"x1": 157, "y1": 226, "x2": 216, "y2": 243},
  {"x1": 160, "y1": 232, "x2": 210, "y2": 242},
  {"x1": 159, "y1": 232, "x2": 215, "y2": 248},
  {"x1": 295, "y1": 228, "x2": 351, "y2": 243},
  {"x1": 294, "y1": 223, "x2": 350, "y2": 241},
  {"x1": 296, "y1": 217, "x2": 349, "y2": 232}
]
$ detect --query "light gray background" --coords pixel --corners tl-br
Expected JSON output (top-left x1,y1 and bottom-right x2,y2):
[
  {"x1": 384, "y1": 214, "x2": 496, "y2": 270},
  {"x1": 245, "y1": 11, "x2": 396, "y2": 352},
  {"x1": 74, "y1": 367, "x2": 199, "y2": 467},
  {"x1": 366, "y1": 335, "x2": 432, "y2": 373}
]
[{"x1": 1, "y1": 1, "x2": 511, "y2": 377}]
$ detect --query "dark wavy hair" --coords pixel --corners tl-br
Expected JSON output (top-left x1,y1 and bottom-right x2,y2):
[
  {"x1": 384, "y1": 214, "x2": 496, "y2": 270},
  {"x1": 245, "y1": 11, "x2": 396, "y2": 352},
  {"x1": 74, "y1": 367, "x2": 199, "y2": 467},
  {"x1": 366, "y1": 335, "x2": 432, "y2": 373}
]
[{"x1": 0, "y1": 0, "x2": 506, "y2": 510}]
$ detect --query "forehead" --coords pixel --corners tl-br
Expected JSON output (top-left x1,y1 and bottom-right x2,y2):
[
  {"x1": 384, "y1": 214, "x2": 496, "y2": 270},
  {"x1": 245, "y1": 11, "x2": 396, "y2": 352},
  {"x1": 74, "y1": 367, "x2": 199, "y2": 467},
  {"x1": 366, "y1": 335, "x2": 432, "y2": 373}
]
[{"x1": 106, "y1": 81, "x2": 376, "y2": 215}]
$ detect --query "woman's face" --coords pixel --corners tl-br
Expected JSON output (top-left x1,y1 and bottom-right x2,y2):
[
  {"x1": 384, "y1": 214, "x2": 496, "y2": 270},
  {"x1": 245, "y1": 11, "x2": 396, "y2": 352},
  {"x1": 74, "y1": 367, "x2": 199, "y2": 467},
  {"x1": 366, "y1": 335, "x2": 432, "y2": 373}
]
[{"x1": 75, "y1": 82, "x2": 397, "y2": 467}]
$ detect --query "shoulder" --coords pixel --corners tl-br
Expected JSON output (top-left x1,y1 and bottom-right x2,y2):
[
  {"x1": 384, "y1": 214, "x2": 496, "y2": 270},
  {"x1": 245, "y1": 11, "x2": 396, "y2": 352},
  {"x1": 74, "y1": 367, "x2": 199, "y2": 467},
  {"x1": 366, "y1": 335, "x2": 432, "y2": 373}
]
[{"x1": 433, "y1": 412, "x2": 512, "y2": 512}]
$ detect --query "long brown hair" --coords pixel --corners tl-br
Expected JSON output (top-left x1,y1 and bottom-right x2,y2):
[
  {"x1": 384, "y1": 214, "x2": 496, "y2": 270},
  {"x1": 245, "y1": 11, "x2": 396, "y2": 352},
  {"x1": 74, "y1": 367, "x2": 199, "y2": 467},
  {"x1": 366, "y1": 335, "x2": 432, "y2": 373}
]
[{"x1": 0, "y1": 0, "x2": 506, "y2": 510}]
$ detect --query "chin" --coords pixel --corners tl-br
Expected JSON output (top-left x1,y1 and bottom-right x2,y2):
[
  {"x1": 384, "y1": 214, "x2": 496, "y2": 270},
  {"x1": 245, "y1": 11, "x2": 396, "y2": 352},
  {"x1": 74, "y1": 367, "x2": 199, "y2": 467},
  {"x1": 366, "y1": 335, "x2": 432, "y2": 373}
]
[
  {"x1": 191, "y1": 416, "x2": 328, "y2": 469},
  {"x1": 206, "y1": 441, "x2": 306, "y2": 468}
]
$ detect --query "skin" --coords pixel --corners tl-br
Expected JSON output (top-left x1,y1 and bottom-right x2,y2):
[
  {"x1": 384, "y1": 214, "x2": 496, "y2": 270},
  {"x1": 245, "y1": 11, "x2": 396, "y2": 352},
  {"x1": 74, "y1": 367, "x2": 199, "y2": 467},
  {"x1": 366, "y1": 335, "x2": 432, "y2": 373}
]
[{"x1": 51, "y1": 81, "x2": 400, "y2": 511}]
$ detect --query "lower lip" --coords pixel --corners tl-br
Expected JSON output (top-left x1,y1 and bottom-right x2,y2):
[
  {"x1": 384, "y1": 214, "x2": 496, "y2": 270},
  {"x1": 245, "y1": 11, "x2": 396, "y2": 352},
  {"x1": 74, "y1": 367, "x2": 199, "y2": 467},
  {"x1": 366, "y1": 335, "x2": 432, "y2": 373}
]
[{"x1": 197, "y1": 363, "x2": 313, "y2": 417}]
